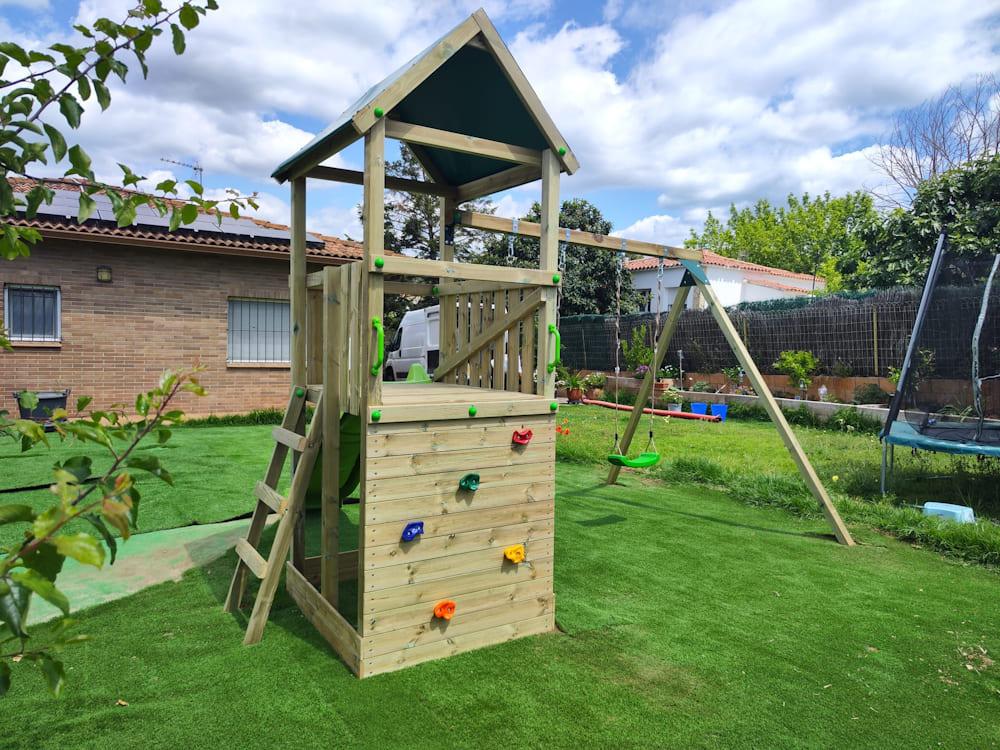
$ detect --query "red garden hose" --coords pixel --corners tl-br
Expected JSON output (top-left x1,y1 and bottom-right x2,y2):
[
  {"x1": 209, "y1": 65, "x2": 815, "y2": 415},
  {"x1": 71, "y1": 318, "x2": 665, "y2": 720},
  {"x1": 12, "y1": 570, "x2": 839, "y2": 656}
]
[{"x1": 581, "y1": 398, "x2": 721, "y2": 422}]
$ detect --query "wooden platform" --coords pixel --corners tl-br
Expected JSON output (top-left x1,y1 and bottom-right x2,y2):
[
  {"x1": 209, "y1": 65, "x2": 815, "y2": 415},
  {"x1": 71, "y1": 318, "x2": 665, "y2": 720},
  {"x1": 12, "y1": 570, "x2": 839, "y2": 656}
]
[{"x1": 370, "y1": 382, "x2": 557, "y2": 424}]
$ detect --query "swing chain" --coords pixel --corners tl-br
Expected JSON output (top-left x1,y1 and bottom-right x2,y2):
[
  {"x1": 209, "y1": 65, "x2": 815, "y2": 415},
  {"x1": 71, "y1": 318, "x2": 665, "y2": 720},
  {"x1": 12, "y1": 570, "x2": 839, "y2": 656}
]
[{"x1": 507, "y1": 218, "x2": 519, "y2": 265}]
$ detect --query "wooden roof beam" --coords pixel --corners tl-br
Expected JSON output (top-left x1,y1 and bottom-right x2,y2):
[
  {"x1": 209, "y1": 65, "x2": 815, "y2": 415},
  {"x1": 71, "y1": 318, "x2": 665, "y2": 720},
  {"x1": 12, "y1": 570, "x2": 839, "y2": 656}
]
[
  {"x1": 305, "y1": 166, "x2": 457, "y2": 199},
  {"x1": 455, "y1": 163, "x2": 540, "y2": 202},
  {"x1": 386, "y1": 119, "x2": 542, "y2": 167},
  {"x1": 454, "y1": 210, "x2": 704, "y2": 261}
]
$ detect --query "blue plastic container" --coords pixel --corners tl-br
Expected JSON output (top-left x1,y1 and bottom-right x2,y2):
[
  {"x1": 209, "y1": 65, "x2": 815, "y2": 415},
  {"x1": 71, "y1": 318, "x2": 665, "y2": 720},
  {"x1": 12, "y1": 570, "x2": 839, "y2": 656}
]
[
  {"x1": 690, "y1": 402, "x2": 708, "y2": 415},
  {"x1": 922, "y1": 502, "x2": 975, "y2": 524},
  {"x1": 710, "y1": 403, "x2": 728, "y2": 421}
]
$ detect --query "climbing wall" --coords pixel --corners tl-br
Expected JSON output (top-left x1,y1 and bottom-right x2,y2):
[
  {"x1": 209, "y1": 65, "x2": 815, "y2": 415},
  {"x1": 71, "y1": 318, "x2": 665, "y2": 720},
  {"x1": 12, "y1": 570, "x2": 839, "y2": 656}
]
[{"x1": 358, "y1": 413, "x2": 557, "y2": 677}]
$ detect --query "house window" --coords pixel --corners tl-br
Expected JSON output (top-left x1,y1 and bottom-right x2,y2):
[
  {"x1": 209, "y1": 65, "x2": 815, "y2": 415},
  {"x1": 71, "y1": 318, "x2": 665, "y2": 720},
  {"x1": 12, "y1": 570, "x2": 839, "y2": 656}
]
[
  {"x1": 636, "y1": 288, "x2": 652, "y2": 312},
  {"x1": 3, "y1": 285, "x2": 61, "y2": 342},
  {"x1": 227, "y1": 298, "x2": 290, "y2": 364}
]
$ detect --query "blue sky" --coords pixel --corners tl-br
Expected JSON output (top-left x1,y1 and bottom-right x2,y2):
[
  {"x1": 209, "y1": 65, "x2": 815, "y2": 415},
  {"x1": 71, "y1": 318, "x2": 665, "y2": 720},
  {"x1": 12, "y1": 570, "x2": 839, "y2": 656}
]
[{"x1": 2, "y1": 0, "x2": 999, "y2": 245}]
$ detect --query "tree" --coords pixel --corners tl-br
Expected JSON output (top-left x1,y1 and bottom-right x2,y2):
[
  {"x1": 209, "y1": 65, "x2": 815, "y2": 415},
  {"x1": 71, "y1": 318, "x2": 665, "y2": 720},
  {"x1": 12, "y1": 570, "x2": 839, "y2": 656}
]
[
  {"x1": 686, "y1": 191, "x2": 877, "y2": 290},
  {"x1": 0, "y1": 1, "x2": 241, "y2": 695},
  {"x1": 371, "y1": 146, "x2": 492, "y2": 332},
  {"x1": 870, "y1": 74, "x2": 1000, "y2": 206},
  {"x1": 475, "y1": 198, "x2": 641, "y2": 316},
  {"x1": 841, "y1": 154, "x2": 1000, "y2": 289},
  {"x1": 0, "y1": 1, "x2": 257, "y2": 349}
]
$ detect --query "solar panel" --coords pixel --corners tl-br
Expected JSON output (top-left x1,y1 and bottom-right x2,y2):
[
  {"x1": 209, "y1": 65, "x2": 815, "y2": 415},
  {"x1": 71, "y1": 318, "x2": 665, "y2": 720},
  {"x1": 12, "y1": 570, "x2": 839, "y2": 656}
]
[{"x1": 20, "y1": 187, "x2": 326, "y2": 247}]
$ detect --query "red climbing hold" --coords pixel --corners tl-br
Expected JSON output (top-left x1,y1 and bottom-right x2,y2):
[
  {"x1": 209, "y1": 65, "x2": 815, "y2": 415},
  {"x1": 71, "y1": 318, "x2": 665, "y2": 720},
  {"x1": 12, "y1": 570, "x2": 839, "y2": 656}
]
[
  {"x1": 433, "y1": 600, "x2": 457, "y2": 620},
  {"x1": 512, "y1": 428, "x2": 533, "y2": 445}
]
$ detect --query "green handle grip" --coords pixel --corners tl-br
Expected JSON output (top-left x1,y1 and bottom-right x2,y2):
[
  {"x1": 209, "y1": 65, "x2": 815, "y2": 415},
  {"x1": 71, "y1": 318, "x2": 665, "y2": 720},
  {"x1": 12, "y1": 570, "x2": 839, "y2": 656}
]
[
  {"x1": 547, "y1": 324, "x2": 561, "y2": 373},
  {"x1": 371, "y1": 316, "x2": 384, "y2": 376}
]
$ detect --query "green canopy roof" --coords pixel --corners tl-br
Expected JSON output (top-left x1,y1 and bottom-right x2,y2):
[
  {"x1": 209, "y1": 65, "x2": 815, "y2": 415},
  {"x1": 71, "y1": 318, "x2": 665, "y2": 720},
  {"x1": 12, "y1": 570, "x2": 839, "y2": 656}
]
[{"x1": 272, "y1": 10, "x2": 576, "y2": 190}]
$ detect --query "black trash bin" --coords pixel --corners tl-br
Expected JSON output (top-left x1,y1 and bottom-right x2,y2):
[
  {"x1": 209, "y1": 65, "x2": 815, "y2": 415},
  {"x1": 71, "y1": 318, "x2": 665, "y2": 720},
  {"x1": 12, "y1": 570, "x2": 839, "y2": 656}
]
[{"x1": 12, "y1": 389, "x2": 71, "y2": 423}]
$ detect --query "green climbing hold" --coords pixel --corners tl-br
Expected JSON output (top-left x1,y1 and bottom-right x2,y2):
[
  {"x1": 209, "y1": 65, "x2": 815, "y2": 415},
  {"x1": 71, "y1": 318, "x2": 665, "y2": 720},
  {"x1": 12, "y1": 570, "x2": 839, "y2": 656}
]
[
  {"x1": 468, "y1": 405, "x2": 478, "y2": 417},
  {"x1": 374, "y1": 106, "x2": 385, "y2": 118},
  {"x1": 294, "y1": 386, "x2": 305, "y2": 398},
  {"x1": 458, "y1": 473, "x2": 480, "y2": 492},
  {"x1": 374, "y1": 256, "x2": 385, "y2": 269},
  {"x1": 550, "y1": 402, "x2": 558, "y2": 411},
  {"x1": 552, "y1": 273, "x2": 561, "y2": 284},
  {"x1": 371, "y1": 410, "x2": 382, "y2": 422},
  {"x1": 558, "y1": 146, "x2": 567, "y2": 156},
  {"x1": 432, "y1": 285, "x2": 440, "y2": 295}
]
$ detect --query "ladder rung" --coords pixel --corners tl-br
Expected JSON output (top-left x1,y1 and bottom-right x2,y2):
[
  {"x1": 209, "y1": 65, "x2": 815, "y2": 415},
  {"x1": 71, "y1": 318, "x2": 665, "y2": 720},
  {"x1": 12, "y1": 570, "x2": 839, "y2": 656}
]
[
  {"x1": 254, "y1": 481, "x2": 287, "y2": 515},
  {"x1": 235, "y1": 539, "x2": 268, "y2": 580},
  {"x1": 272, "y1": 426, "x2": 307, "y2": 452}
]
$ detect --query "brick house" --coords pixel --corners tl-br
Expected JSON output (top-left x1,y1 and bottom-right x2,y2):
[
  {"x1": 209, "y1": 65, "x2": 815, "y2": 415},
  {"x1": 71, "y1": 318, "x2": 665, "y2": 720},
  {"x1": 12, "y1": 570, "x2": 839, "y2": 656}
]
[{"x1": 1, "y1": 179, "x2": 360, "y2": 417}]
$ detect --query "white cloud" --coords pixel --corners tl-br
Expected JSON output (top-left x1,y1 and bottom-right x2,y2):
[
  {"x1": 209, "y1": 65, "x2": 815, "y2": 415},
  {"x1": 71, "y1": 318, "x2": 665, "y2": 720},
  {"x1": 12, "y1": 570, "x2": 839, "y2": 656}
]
[
  {"x1": 0, "y1": 0, "x2": 49, "y2": 8},
  {"x1": 619, "y1": 213, "x2": 695, "y2": 246}
]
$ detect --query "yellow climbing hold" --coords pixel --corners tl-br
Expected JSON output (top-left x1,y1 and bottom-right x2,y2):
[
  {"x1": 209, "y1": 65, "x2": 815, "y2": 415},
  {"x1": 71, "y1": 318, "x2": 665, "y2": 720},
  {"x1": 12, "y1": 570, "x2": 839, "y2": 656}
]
[{"x1": 503, "y1": 543, "x2": 526, "y2": 564}]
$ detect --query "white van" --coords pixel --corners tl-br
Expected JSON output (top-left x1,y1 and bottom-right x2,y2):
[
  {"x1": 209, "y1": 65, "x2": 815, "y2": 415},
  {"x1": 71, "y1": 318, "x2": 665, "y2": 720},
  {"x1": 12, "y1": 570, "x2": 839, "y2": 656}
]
[{"x1": 384, "y1": 305, "x2": 440, "y2": 380}]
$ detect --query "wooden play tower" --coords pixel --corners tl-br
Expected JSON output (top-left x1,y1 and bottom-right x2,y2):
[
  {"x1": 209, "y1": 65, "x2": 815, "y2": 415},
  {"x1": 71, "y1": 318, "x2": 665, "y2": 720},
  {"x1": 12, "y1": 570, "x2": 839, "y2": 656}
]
[{"x1": 224, "y1": 9, "x2": 853, "y2": 679}]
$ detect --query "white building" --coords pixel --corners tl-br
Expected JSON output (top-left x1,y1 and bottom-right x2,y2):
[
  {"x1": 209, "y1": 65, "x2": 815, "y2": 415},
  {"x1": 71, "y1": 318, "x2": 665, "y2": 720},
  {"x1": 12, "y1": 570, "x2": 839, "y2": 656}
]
[{"x1": 625, "y1": 251, "x2": 824, "y2": 311}]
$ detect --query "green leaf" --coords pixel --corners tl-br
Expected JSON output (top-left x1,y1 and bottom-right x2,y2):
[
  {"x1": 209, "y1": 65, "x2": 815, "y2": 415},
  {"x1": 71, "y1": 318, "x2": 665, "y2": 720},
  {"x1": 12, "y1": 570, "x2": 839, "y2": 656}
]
[
  {"x1": 93, "y1": 79, "x2": 111, "y2": 111},
  {"x1": 67, "y1": 144, "x2": 93, "y2": 179},
  {"x1": 52, "y1": 533, "x2": 105, "y2": 568},
  {"x1": 168, "y1": 208, "x2": 183, "y2": 232},
  {"x1": 40, "y1": 655, "x2": 66, "y2": 697},
  {"x1": 156, "y1": 428, "x2": 171, "y2": 444},
  {"x1": 22, "y1": 542, "x2": 64, "y2": 582},
  {"x1": 75, "y1": 396, "x2": 93, "y2": 412},
  {"x1": 143, "y1": 0, "x2": 165, "y2": 13},
  {"x1": 76, "y1": 75, "x2": 91, "y2": 101},
  {"x1": 0, "y1": 580, "x2": 29, "y2": 639},
  {"x1": 58, "y1": 455, "x2": 93, "y2": 483},
  {"x1": 78, "y1": 193, "x2": 97, "y2": 223},
  {"x1": 58, "y1": 94, "x2": 84, "y2": 129},
  {"x1": 155, "y1": 179, "x2": 177, "y2": 193},
  {"x1": 185, "y1": 180, "x2": 203, "y2": 196},
  {"x1": 82, "y1": 514, "x2": 117, "y2": 565},
  {"x1": 0, "y1": 505, "x2": 35, "y2": 525},
  {"x1": 180, "y1": 203, "x2": 198, "y2": 225},
  {"x1": 0, "y1": 42, "x2": 30, "y2": 67},
  {"x1": 170, "y1": 24, "x2": 185, "y2": 54},
  {"x1": 126, "y1": 455, "x2": 173, "y2": 485},
  {"x1": 179, "y1": 3, "x2": 199, "y2": 30},
  {"x1": 0, "y1": 661, "x2": 10, "y2": 697},
  {"x1": 43, "y1": 124, "x2": 67, "y2": 163},
  {"x1": 11, "y1": 569, "x2": 69, "y2": 615}
]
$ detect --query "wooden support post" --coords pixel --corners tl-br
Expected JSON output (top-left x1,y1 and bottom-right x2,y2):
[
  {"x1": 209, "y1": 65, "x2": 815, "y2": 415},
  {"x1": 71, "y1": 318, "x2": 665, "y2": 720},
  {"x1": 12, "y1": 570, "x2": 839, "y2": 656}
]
[
  {"x1": 439, "y1": 196, "x2": 457, "y2": 373},
  {"x1": 689, "y1": 268, "x2": 856, "y2": 546},
  {"x1": 537, "y1": 149, "x2": 559, "y2": 398},
  {"x1": 321, "y1": 266, "x2": 341, "y2": 606},
  {"x1": 289, "y1": 176, "x2": 307, "y2": 572},
  {"x1": 606, "y1": 285, "x2": 691, "y2": 485},
  {"x1": 358, "y1": 116, "x2": 386, "y2": 630}
]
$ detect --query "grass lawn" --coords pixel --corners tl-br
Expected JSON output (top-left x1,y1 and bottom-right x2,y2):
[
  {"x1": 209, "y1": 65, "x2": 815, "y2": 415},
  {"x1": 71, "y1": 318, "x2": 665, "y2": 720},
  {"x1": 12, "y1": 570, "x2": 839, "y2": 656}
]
[{"x1": 2, "y1": 408, "x2": 1000, "y2": 747}]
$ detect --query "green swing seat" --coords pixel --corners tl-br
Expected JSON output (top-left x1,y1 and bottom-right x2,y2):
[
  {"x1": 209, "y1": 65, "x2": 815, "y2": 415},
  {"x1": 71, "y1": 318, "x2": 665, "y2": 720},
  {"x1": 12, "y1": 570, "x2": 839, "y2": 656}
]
[{"x1": 606, "y1": 451, "x2": 661, "y2": 468}]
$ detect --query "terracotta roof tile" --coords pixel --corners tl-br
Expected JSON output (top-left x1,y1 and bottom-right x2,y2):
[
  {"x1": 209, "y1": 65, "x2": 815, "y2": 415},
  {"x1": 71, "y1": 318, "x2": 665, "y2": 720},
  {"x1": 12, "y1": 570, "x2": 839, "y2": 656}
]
[
  {"x1": 8, "y1": 176, "x2": 363, "y2": 263},
  {"x1": 625, "y1": 249, "x2": 821, "y2": 282}
]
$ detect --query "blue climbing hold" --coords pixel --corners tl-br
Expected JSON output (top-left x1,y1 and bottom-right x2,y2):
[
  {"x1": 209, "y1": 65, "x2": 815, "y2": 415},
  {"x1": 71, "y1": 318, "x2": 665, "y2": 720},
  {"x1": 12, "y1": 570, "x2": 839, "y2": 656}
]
[{"x1": 401, "y1": 521, "x2": 425, "y2": 542}]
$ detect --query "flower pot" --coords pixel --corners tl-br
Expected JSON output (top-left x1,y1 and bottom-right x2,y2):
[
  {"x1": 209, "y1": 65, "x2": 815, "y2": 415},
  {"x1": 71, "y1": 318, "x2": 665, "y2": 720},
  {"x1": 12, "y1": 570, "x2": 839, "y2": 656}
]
[
  {"x1": 666, "y1": 403, "x2": 682, "y2": 412},
  {"x1": 585, "y1": 387, "x2": 601, "y2": 400},
  {"x1": 567, "y1": 387, "x2": 583, "y2": 403}
]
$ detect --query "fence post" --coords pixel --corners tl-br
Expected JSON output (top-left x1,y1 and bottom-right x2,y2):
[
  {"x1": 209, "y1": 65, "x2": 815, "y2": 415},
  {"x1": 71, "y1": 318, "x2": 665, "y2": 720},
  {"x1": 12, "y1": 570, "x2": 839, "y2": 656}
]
[{"x1": 872, "y1": 306, "x2": 879, "y2": 378}]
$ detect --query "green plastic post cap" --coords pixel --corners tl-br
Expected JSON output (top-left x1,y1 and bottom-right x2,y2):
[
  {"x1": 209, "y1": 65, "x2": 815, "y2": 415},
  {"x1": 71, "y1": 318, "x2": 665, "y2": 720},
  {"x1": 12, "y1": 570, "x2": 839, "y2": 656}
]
[
  {"x1": 550, "y1": 402, "x2": 559, "y2": 411},
  {"x1": 373, "y1": 106, "x2": 385, "y2": 118},
  {"x1": 371, "y1": 410, "x2": 382, "y2": 422},
  {"x1": 468, "y1": 405, "x2": 477, "y2": 417},
  {"x1": 558, "y1": 146, "x2": 567, "y2": 156},
  {"x1": 552, "y1": 273, "x2": 561, "y2": 284},
  {"x1": 374, "y1": 256, "x2": 385, "y2": 269},
  {"x1": 294, "y1": 386, "x2": 305, "y2": 398},
  {"x1": 432, "y1": 285, "x2": 440, "y2": 295}
]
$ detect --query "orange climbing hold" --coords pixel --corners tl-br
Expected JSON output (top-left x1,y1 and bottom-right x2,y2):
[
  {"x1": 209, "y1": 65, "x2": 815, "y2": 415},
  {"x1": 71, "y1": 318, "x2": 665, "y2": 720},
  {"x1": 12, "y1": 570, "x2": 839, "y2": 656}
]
[
  {"x1": 503, "y1": 543, "x2": 526, "y2": 564},
  {"x1": 433, "y1": 599, "x2": 456, "y2": 620}
]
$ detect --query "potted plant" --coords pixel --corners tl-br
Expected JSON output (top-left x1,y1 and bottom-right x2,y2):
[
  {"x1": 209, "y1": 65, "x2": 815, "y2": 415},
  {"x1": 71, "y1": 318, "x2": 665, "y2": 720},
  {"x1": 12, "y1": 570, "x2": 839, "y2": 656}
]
[
  {"x1": 583, "y1": 372, "x2": 605, "y2": 400},
  {"x1": 721, "y1": 366, "x2": 743, "y2": 392},
  {"x1": 661, "y1": 387, "x2": 683, "y2": 412},
  {"x1": 565, "y1": 371, "x2": 585, "y2": 403},
  {"x1": 772, "y1": 350, "x2": 820, "y2": 400},
  {"x1": 621, "y1": 325, "x2": 653, "y2": 378}
]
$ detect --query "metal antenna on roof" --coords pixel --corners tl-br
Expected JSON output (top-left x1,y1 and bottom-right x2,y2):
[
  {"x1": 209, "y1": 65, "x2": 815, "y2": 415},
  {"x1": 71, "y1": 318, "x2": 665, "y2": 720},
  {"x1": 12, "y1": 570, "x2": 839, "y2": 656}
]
[{"x1": 160, "y1": 157, "x2": 204, "y2": 185}]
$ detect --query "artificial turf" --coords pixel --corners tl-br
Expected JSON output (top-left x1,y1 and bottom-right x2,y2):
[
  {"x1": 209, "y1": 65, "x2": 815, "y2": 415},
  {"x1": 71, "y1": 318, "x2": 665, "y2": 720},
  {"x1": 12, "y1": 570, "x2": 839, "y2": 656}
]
[{"x1": 3, "y1": 463, "x2": 999, "y2": 748}]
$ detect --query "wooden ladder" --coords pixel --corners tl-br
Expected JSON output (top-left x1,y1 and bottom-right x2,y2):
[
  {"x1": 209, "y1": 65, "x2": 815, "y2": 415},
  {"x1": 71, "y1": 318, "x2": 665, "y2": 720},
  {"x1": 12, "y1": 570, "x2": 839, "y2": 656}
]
[{"x1": 224, "y1": 386, "x2": 324, "y2": 644}]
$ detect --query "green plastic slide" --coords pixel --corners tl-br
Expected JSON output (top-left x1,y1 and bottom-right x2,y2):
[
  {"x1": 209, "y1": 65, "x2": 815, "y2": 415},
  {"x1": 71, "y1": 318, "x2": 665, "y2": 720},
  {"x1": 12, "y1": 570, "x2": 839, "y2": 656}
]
[{"x1": 305, "y1": 413, "x2": 362, "y2": 508}]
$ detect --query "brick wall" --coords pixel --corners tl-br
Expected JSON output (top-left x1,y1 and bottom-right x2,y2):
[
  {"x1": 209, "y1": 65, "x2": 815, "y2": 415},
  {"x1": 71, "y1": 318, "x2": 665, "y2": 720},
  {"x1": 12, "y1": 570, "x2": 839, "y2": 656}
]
[{"x1": 1, "y1": 238, "x2": 337, "y2": 417}]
